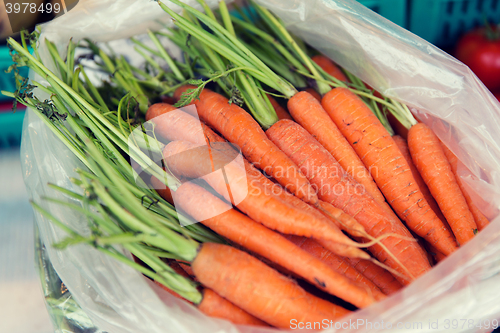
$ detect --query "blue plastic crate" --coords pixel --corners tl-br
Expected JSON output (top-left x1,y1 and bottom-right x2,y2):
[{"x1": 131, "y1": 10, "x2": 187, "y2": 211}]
[
  {"x1": 1, "y1": 45, "x2": 29, "y2": 148},
  {"x1": 410, "y1": 0, "x2": 500, "y2": 47},
  {"x1": 1, "y1": 45, "x2": 29, "y2": 103},
  {"x1": 0, "y1": 110, "x2": 25, "y2": 149},
  {"x1": 357, "y1": 0, "x2": 408, "y2": 28}
]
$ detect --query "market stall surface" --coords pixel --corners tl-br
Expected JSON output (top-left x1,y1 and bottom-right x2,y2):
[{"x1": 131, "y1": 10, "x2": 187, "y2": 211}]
[{"x1": 0, "y1": 147, "x2": 53, "y2": 333}]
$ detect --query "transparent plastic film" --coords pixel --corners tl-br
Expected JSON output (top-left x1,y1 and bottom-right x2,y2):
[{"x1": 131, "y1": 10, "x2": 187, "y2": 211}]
[{"x1": 20, "y1": 0, "x2": 500, "y2": 332}]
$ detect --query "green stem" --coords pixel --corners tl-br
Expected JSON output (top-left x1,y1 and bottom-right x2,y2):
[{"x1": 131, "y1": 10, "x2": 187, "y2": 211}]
[
  {"x1": 252, "y1": 2, "x2": 331, "y2": 94},
  {"x1": 147, "y1": 30, "x2": 186, "y2": 81},
  {"x1": 157, "y1": 0, "x2": 297, "y2": 98}
]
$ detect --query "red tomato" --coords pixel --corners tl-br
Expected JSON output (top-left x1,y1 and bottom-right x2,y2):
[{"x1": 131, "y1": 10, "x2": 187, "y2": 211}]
[
  {"x1": 456, "y1": 25, "x2": 500, "y2": 91},
  {"x1": 494, "y1": 91, "x2": 500, "y2": 103}
]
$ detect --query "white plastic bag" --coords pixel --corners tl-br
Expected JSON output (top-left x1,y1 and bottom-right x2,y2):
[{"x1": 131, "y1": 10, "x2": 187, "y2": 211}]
[{"x1": 22, "y1": 0, "x2": 500, "y2": 332}]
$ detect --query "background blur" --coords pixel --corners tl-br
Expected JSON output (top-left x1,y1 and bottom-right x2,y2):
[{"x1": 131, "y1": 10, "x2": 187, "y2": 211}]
[
  {"x1": 1, "y1": 1, "x2": 78, "y2": 332},
  {"x1": 0, "y1": 0, "x2": 499, "y2": 332}
]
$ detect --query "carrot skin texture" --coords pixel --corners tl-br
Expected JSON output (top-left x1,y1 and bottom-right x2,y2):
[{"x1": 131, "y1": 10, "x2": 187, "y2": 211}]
[
  {"x1": 287, "y1": 91, "x2": 388, "y2": 211},
  {"x1": 148, "y1": 109, "x2": 365, "y2": 257},
  {"x1": 322, "y1": 88, "x2": 458, "y2": 256},
  {"x1": 192, "y1": 243, "x2": 351, "y2": 328},
  {"x1": 312, "y1": 55, "x2": 348, "y2": 82},
  {"x1": 155, "y1": 262, "x2": 267, "y2": 326},
  {"x1": 346, "y1": 258, "x2": 403, "y2": 295},
  {"x1": 174, "y1": 86, "x2": 318, "y2": 205},
  {"x1": 163, "y1": 141, "x2": 365, "y2": 258},
  {"x1": 305, "y1": 88, "x2": 322, "y2": 102},
  {"x1": 408, "y1": 123, "x2": 477, "y2": 245},
  {"x1": 173, "y1": 182, "x2": 383, "y2": 308},
  {"x1": 146, "y1": 103, "x2": 225, "y2": 145},
  {"x1": 284, "y1": 235, "x2": 383, "y2": 295},
  {"x1": 178, "y1": 262, "x2": 196, "y2": 280},
  {"x1": 426, "y1": 244, "x2": 447, "y2": 264},
  {"x1": 266, "y1": 119, "x2": 431, "y2": 284},
  {"x1": 440, "y1": 143, "x2": 490, "y2": 231},
  {"x1": 267, "y1": 94, "x2": 292, "y2": 120},
  {"x1": 393, "y1": 135, "x2": 447, "y2": 223},
  {"x1": 151, "y1": 175, "x2": 175, "y2": 205},
  {"x1": 317, "y1": 201, "x2": 367, "y2": 238},
  {"x1": 198, "y1": 289, "x2": 269, "y2": 327}
]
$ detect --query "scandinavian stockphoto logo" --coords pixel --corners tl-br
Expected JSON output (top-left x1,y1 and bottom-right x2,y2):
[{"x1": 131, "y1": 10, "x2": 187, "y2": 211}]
[
  {"x1": 129, "y1": 104, "x2": 248, "y2": 226},
  {"x1": 3, "y1": 0, "x2": 79, "y2": 35}
]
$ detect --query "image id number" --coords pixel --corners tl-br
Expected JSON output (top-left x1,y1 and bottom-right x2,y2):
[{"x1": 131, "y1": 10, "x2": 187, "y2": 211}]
[
  {"x1": 5, "y1": 2, "x2": 61, "y2": 14},
  {"x1": 443, "y1": 319, "x2": 499, "y2": 330}
]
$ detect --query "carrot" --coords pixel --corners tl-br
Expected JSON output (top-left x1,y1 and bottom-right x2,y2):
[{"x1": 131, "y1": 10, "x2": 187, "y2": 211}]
[
  {"x1": 266, "y1": 119, "x2": 432, "y2": 284},
  {"x1": 147, "y1": 106, "x2": 368, "y2": 243},
  {"x1": 440, "y1": 143, "x2": 490, "y2": 231},
  {"x1": 317, "y1": 201, "x2": 367, "y2": 238},
  {"x1": 146, "y1": 103, "x2": 225, "y2": 146},
  {"x1": 346, "y1": 258, "x2": 403, "y2": 295},
  {"x1": 163, "y1": 140, "x2": 368, "y2": 259},
  {"x1": 312, "y1": 55, "x2": 348, "y2": 82},
  {"x1": 267, "y1": 94, "x2": 292, "y2": 120},
  {"x1": 305, "y1": 88, "x2": 322, "y2": 102},
  {"x1": 287, "y1": 91, "x2": 389, "y2": 212},
  {"x1": 172, "y1": 181, "x2": 384, "y2": 308},
  {"x1": 322, "y1": 87, "x2": 458, "y2": 256},
  {"x1": 154, "y1": 260, "x2": 268, "y2": 326},
  {"x1": 426, "y1": 244, "x2": 446, "y2": 264},
  {"x1": 177, "y1": 262, "x2": 195, "y2": 279},
  {"x1": 387, "y1": 113, "x2": 409, "y2": 140},
  {"x1": 174, "y1": 86, "x2": 319, "y2": 205},
  {"x1": 408, "y1": 123, "x2": 478, "y2": 246},
  {"x1": 283, "y1": 235, "x2": 383, "y2": 295},
  {"x1": 192, "y1": 243, "x2": 351, "y2": 328},
  {"x1": 151, "y1": 175, "x2": 175, "y2": 204},
  {"x1": 198, "y1": 289, "x2": 270, "y2": 327},
  {"x1": 147, "y1": 109, "x2": 367, "y2": 242},
  {"x1": 393, "y1": 135, "x2": 446, "y2": 223}
]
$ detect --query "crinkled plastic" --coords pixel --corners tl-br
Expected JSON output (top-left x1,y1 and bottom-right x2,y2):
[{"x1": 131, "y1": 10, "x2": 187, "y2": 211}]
[{"x1": 21, "y1": 0, "x2": 500, "y2": 332}]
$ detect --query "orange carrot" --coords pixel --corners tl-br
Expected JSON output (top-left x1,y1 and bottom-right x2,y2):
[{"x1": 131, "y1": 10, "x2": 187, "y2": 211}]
[
  {"x1": 346, "y1": 258, "x2": 403, "y2": 295},
  {"x1": 198, "y1": 289, "x2": 270, "y2": 327},
  {"x1": 440, "y1": 143, "x2": 490, "y2": 231},
  {"x1": 283, "y1": 235, "x2": 383, "y2": 295},
  {"x1": 147, "y1": 110, "x2": 366, "y2": 241},
  {"x1": 174, "y1": 86, "x2": 318, "y2": 205},
  {"x1": 387, "y1": 113, "x2": 409, "y2": 140},
  {"x1": 172, "y1": 181, "x2": 384, "y2": 308},
  {"x1": 305, "y1": 88, "x2": 322, "y2": 102},
  {"x1": 147, "y1": 107, "x2": 367, "y2": 243},
  {"x1": 151, "y1": 175, "x2": 175, "y2": 204},
  {"x1": 146, "y1": 103, "x2": 225, "y2": 145},
  {"x1": 393, "y1": 135, "x2": 446, "y2": 223},
  {"x1": 407, "y1": 123, "x2": 477, "y2": 245},
  {"x1": 312, "y1": 55, "x2": 348, "y2": 82},
  {"x1": 177, "y1": 262, "x2": 195, "y2": 279},
  {"x1": 266, "y1": 119, "x2": 432, "y2": 284},
  {"x1": 192, "y1": 242, "x2": 351, "y2": 328},
  {"x1": 287, "y1": 91, "x2": 389, "y2": 211},
  {"x1": 317, "y1": 201, "x2": 367, "y2": 238},
  {"x1": 155, "y1": 260, "x2": 268, "y2": 326},
  {"x1": 163, "y1": 140, "x2": 368, "y2": 259},
  {"x1": 267, "y1": 94, "x2": 292, "y2": 120},
  {"x1": 426, "y1": 244, "x2": 446, "y2": 264},
  {"x1": 322, "y1": 88, "x2": 458, "y2": 256}
]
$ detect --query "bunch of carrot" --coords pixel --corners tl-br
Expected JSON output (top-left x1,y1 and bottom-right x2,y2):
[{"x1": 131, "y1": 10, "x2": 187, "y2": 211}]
[
  {"x1": 3, "y1": 0, "x2": 492, "y2": 330},
  {"x1": 139, "y1": 0, "x2": 490, "y2": 326}
]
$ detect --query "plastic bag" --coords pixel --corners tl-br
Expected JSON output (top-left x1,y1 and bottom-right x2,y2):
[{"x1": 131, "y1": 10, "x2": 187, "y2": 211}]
[{"x1": 21, "y1": 0, "x2": 500, "y2": 332}]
